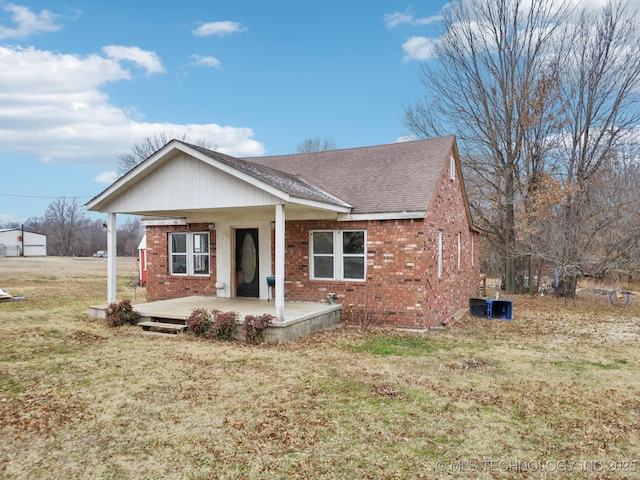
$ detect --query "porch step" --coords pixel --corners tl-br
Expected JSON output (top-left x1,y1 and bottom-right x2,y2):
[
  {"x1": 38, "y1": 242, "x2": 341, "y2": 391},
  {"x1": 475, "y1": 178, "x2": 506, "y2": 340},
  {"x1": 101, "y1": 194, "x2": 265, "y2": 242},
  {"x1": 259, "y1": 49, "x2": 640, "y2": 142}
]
[{"x1": 138, "y1": 321, "x2": 188, "y2": 334}]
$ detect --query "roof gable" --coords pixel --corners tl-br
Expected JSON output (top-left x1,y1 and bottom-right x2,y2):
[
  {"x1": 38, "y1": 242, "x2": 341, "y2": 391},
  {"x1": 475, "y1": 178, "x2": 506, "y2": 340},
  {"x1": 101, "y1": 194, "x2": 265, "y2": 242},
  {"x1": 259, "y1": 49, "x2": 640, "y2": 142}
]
[{"x1": 87, "y1": 141, "x2": 350, "y2": 214}]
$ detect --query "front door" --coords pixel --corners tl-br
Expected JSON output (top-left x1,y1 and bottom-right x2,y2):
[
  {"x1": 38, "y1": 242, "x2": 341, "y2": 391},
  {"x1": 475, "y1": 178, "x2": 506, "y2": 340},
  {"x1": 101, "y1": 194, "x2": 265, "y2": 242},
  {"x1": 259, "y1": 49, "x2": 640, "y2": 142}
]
[{"x1": 235, "y1": 228, "x2": 259, "y2": 298}]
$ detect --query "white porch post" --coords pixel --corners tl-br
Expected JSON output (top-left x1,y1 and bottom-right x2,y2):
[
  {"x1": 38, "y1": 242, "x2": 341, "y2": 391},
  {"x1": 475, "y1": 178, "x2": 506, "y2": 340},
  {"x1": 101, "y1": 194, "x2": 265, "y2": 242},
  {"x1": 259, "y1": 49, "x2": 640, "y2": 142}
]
[
  {"x1": 106, "y1": 212, "x2": 117, "y2": 304},
  {"x1": 275, "y1": 204, "x2": 285, "y2": 320}
]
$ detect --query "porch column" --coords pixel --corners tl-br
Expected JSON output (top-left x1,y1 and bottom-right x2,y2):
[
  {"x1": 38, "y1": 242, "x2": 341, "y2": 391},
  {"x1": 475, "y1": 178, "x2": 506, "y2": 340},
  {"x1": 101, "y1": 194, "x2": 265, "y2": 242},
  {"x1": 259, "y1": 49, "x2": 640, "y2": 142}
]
[
  {"x1": 275, "y1": 204, "x2": 285, "y2": 320},
  {"x1": 106, "y1": 212, "x2": 117, "y2": 304}
]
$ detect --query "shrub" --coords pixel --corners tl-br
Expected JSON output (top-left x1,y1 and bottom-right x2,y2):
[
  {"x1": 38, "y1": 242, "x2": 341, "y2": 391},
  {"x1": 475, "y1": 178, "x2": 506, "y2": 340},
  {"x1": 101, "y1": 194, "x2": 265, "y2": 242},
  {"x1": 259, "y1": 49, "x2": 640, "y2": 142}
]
[
  {"x1": 105, "y1": 299, "x2": 140, "y2": 327},
  {"x1": 243, "y1": 314, "x2": 275, "y2": 344},
  {"x1": 186, "y1": 308, "x2": 212, "y2": 337},
  {"x1": 212, "y1": 309, "x2": 239, "y2": 341}
]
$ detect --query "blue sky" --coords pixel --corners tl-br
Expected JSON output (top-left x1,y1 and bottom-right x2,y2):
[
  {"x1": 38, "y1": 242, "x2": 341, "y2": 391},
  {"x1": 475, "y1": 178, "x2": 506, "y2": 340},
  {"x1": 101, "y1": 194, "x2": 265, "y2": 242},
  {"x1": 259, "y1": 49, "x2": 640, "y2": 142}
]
[{"x1": 0, "y1": 1, "x2": 448, "y2": 223}]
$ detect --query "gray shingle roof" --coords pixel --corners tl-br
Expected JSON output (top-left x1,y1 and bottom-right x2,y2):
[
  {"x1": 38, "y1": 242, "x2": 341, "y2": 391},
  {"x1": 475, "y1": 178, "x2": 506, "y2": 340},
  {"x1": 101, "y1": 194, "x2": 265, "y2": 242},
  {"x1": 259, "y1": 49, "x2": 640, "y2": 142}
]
[
  {"x1": 186, "y1": 144, "x2": 351, "y2": 208},
  {"x1": 245, "y1": 136, "x2": 455, "y2": 215}
]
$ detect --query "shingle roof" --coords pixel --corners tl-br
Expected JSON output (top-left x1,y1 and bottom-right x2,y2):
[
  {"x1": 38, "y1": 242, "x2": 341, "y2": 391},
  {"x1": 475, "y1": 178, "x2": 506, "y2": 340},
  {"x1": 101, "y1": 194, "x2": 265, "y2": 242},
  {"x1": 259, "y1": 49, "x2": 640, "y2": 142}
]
[
  {"x1": 186, "y1": 144, "x2": 351, "y2": 208},
  {"x1": 244, "y1": 136, "x2": 455, "y2": 215}
]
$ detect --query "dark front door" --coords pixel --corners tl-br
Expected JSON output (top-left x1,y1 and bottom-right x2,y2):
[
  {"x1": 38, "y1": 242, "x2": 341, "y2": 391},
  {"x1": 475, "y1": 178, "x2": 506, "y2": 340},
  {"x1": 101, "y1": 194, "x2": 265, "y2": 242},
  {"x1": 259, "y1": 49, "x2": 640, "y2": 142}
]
[{"x1": 235, "y1": 228, "x2": 259, "y2": 298}]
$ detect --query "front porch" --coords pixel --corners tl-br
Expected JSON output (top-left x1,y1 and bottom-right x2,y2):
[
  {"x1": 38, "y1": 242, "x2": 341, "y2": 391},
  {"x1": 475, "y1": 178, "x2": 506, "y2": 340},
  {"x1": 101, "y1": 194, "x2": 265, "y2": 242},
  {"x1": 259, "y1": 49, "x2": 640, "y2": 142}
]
[{"x1": 90, "y1": 297, "x2": 343, "y2": 343}]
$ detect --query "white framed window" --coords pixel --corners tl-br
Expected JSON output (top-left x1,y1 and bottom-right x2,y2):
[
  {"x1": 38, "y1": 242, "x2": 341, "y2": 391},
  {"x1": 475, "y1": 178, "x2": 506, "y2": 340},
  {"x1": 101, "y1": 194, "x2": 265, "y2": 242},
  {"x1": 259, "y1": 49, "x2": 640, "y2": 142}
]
[
  {"x1": 169, "y1": 232, "x2": 210, "y2": 276},
  {"x1": 449, "y1": 156, "x2": 456, "y2": 181},
  {"x1": 437, "y1": 230, "x2": 443, "y2": 278},
  {"x1": 310, "y1": 230, "x2": 366, "y2": 281},
  {"x1": 457, "y1": 232, "x2": 461, "y2": 270}
]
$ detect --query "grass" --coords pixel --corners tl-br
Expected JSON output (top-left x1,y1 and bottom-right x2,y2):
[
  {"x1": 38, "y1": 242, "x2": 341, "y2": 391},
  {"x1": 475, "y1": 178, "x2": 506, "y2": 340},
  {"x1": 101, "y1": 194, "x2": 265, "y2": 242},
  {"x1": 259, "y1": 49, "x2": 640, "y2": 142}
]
[{"x1": 1, "y1": 257, "x2": 640, "y2": 479}]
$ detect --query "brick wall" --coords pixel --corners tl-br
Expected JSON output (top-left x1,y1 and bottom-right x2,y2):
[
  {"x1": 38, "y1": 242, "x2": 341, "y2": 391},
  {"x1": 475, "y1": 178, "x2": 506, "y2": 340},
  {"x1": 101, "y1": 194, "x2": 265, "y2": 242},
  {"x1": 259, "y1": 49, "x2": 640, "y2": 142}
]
[
  {"x1": 145, "y1": 223, "x2": 217, "y2": 301},
  {"x1": 279, "y1": 219, "x2": 479, "y2": 329}
]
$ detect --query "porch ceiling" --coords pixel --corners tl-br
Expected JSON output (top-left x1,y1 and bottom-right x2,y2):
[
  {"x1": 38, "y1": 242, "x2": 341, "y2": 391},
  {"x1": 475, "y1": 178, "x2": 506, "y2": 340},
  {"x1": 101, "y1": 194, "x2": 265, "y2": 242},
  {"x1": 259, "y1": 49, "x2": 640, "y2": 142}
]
[{"x1": 132, "y1": 203, "x2": 341, "y2": 222}]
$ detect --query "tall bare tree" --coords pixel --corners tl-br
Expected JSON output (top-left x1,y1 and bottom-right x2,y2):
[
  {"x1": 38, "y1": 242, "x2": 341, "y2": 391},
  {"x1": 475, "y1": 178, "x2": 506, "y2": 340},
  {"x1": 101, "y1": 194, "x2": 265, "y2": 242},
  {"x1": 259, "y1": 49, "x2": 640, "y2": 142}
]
[
  {"x1": 403, "y1": 0, "x2": 573, "y2": 292},
  {"x1": 117, "y1": 131, "x2": 214, "y2": 176},
  {"x1": 41, "y1": 197, "x2": 90, "y2": 256},
  {"x1": 296, "y1": 137, "x2": 338, "y2": 153},
  {"x1": 404, "y1": 0, "x2": 640, "y2": 293},
  {"x1": 553, "y1": 1, "x2": 640, "y2": 282}
]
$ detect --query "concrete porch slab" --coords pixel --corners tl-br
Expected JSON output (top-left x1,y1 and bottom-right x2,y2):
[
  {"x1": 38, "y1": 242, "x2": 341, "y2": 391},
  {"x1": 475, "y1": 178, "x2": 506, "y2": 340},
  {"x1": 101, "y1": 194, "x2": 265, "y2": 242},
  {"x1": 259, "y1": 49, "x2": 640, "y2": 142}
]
[{"x1": 89, "y1": 296, "x2": 343, "y2": 343}]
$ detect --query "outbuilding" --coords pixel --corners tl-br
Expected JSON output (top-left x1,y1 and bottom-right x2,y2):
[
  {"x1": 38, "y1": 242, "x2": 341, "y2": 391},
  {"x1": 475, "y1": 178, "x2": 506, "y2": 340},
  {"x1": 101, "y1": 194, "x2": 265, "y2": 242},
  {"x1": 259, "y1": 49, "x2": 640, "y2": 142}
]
[{"x1": 0, "y1": 228, "x2": 47, "y2": 257}]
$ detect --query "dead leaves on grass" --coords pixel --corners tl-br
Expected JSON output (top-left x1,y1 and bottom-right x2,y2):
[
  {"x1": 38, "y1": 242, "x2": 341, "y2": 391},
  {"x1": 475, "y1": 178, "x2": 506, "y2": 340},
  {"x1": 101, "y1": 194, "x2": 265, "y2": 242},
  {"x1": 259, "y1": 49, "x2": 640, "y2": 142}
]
[
  {"x1": 445, "y1": 357, "x2": 492, "y2": 371},
  {"x1": 0, "y1": 390, "x2": 93, "y2": 434}
]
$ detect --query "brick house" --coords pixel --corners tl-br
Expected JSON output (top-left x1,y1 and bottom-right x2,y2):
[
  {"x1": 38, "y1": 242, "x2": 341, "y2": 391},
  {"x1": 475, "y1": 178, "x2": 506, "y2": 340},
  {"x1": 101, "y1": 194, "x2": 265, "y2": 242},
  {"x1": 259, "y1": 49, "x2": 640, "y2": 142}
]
[{"x1": 87, "y1": 135, "x2": 481, "y2": 330}]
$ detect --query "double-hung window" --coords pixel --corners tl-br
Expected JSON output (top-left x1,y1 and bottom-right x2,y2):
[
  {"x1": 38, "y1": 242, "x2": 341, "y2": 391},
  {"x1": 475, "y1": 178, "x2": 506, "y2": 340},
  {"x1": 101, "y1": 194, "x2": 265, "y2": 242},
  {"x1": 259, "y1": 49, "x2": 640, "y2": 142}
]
[
  {"x1": 169, "y1": 232, "x2": 210, "y2": 276},
  {"x1": 310, "y1": 230, "x2": 366, "y2": 281}
]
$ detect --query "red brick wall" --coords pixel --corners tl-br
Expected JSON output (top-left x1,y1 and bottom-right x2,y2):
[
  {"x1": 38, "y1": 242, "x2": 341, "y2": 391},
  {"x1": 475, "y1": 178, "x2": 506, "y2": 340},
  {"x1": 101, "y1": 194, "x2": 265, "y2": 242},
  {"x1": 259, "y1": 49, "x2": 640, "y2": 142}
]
[
  {"x1": 279, "y1": 218, "x2": 479, "y2": 329},
  {"x1": 145, "y1": 223, "x2": 217, "y2": 301}
]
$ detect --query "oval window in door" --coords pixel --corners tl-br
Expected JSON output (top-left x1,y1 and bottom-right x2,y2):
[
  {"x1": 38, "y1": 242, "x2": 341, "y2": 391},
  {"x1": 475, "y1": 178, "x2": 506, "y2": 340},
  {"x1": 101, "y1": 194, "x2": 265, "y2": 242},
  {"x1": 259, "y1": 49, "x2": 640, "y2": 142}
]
[{"x1": 241, "y1": 233, "x2": 256, "y2": 284}]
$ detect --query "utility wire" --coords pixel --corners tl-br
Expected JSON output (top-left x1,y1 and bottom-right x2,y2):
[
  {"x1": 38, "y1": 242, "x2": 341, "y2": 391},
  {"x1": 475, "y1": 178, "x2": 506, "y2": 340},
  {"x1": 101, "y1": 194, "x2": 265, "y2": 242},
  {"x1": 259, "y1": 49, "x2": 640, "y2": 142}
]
[{"x1": 0, "y1": 193, "x2": 93, "y2": 199}]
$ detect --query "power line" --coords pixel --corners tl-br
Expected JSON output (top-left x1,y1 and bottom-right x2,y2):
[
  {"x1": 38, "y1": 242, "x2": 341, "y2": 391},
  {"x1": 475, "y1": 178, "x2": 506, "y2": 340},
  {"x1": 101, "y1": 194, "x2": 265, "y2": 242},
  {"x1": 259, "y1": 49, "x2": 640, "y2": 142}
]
[{"x1": 0, "y1": 193, "x2": 93, "y2": 199}]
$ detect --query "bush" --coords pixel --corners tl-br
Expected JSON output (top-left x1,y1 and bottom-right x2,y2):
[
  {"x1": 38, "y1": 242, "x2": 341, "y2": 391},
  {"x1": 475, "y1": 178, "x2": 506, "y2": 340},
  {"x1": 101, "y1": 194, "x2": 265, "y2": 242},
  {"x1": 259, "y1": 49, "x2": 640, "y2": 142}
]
[
  {"x1": 186, "y1": 308, "x2": 212, "y2": 337},
  {"x1": 212, "y1": 309, "x2": 239, "y2": 341},
  {"x1": 243, "y1": 314, "x2": 275, "y2": 344},
  {"x1": 105, "y1": 299, "x2": 140, "y2": 327}
]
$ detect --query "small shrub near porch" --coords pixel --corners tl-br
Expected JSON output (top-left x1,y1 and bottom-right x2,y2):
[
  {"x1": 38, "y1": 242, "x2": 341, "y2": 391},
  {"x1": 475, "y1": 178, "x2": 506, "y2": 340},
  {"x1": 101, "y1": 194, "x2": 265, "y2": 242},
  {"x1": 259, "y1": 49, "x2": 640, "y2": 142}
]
[
  {"x1": 212, "y1": 309, "x2": 239, "y2": 341},
  {"x1": 186, "y1": 308, "x2": 213, "y2": 337},
  {"x1": 105, "y1": 299, "x2": 140, "y2": 327},
  {"x1": 186, "y1": 309, "x2": 274, "y2": 344},
  {"x1": 186, "y1": 308, "x2": 240, "y2": 340},
  {"x1": 242, "y1": 314, "x2": 275, "y2": 344}
]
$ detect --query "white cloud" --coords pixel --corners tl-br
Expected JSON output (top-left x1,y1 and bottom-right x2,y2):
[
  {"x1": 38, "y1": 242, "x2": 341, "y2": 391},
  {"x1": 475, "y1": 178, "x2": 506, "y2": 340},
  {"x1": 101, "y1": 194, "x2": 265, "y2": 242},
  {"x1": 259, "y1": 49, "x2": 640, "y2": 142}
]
[
  {"x1": 402, "y1": 36, "x2": 438, "y2": 61},
  {"x1": 0, "y1": 3, "x2": 62, "y2": 39},
  {"x1": 192, "y1": 21, "x2": 246, "y2": 37},
  {"x1": 102, "y1": 45, "x2": 165, "y2": 75},
  {"x1": 191, "y1": 54, "x2": 221, "y2": 68},
  {"x1": 384, "y1": 9, "x2": 441, "y2": 28},
  {"x1": 94, "y1": 171, "x2": 119, "y2": 184},
  {"x1": 384, "y1": 11, "x2": 414, "y2": 28},
  {"x1": 0, "y1": 45, "x2": 265, "y2": 166}
]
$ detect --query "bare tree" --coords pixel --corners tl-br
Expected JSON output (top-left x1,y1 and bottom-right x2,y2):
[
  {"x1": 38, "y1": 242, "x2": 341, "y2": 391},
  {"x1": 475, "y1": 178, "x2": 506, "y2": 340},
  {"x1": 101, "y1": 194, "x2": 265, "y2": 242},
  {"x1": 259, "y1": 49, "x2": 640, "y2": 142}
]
[
  {"x1": 41, "y1": 197, "x2": 90, "y2": 256},
  {"x1": 403, "y1": 0, "x2": 573, "y2": 292},
  {"x1": 404, "y1": 0, "x2": 640, "y2": 293},
  {"x1": 117, "y1": 216, "x2": 144, "y2": 257},
  {"x1": 552, "y1": 1, "x2": 640, "y2": 283},
  {"x1": 296, "y1": 137, "x2": 338, "y2": 153},
  {"x1": 117, "y1": 131, "x2": 214, "y2": 176}
]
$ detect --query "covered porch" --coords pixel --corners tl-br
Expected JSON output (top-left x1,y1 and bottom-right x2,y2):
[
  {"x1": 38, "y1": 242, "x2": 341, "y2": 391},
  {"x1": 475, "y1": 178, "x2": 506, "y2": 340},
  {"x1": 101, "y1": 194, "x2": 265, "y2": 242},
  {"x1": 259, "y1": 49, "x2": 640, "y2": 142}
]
[{"x1": 86, "y1": 141, "x2": 352, "y2": 335}]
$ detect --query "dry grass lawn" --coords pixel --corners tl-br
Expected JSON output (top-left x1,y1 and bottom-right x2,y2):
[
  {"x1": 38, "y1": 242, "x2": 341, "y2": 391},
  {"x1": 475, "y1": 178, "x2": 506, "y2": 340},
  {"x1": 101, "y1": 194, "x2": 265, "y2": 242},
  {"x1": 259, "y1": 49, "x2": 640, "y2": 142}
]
[{"x1": 1, "y1": 256, "x2": 639, "y2": 479}]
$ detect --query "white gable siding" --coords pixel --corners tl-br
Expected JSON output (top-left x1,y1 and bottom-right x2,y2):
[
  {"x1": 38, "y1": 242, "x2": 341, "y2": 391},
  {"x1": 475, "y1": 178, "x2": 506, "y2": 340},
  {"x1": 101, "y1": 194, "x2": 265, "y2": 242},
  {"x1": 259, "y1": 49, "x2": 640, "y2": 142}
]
[{"x1": 106, "y1": 153, "x2": 284, "y2": 213}]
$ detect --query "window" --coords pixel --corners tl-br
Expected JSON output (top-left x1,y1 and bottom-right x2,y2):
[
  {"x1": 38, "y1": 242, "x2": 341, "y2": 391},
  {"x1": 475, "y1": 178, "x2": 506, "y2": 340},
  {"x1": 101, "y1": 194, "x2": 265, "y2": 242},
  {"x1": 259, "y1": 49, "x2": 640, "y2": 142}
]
[
  {"x1": 437, "y1": 230, "x2": 443, "y2": 278},
  {"x1": 449, "y1": 156, "x2": 456, "y2": 181},
  {"x1": 169, "y1": 232, "x2": 210, "y2": 276},
  {"x1": 471, "y1": 233, "x2": 475, "y2": 267},
  {"x1": 310, "y1": 230, "x2": 366, "y2": 281},
  {"x1": 457, "y1": 232, "x2": 461, "y2": 270}
]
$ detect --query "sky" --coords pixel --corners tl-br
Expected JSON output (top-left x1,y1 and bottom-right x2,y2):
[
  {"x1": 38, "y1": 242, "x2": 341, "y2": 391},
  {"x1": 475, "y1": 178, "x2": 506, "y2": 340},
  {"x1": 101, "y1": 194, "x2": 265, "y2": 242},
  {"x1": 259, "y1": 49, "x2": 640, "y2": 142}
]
[{"x1": 0, "y1": 0, "x2": 447, "y2": 224}]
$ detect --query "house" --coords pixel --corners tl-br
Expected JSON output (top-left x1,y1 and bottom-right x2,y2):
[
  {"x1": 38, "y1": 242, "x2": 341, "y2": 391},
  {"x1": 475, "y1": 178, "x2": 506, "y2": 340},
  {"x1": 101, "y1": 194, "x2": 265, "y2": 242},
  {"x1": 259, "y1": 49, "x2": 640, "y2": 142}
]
[
  {"x1": 86, "y1": 136, "x2": 481, "y2": 333},
  {"x1": 0, "y1": 228, "x2": 47, "y2": 257}
]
